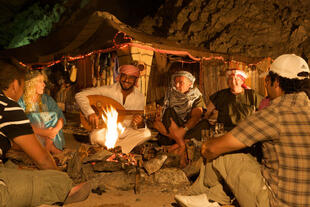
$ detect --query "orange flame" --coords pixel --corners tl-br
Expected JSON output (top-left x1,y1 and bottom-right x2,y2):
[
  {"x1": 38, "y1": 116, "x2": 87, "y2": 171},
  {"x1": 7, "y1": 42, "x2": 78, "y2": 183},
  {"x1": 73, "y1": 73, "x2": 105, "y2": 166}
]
[{"x1": 101, "y1": 105, "x2": 125, "y2": 149}]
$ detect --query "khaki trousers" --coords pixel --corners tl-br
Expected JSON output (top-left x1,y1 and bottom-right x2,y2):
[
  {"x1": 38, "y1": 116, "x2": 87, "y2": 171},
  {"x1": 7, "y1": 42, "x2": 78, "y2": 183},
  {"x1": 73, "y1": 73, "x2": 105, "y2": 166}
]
[
  {"x1": 0, "y1": 167, "x2": 72, "y2": 207},
  {"x1": 189, "y1": 153, "x2": 270, "y2": 207}
]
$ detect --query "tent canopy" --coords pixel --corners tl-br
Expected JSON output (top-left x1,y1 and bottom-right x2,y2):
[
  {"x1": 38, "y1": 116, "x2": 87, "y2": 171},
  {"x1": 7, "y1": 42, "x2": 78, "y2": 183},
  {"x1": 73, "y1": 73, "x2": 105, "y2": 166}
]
[{"x1": 0, "y1": 11, "x2": 265, "y2": 66}]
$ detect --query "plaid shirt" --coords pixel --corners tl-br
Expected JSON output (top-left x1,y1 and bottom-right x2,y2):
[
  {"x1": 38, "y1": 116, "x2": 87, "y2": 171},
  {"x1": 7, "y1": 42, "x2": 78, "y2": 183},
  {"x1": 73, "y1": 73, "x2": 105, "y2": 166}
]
[{"x1": 231, "y1": 92, "x2": 310, "y2": 207}]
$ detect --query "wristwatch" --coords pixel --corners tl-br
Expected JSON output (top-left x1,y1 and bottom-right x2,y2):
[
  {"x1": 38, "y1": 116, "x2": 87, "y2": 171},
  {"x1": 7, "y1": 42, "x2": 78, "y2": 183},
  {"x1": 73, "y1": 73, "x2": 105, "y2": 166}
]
[{"x1": 184, "y1": 126, "x2": 189, "y2": 132}]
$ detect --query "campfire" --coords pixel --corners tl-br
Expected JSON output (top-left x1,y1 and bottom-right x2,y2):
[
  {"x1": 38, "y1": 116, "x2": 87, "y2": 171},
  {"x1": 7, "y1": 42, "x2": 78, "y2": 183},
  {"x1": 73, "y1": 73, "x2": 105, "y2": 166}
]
[
  {"x1": 90, "y1": 106, "x2": 125, "y2": 149},
  {"x1": 6, "y1": 105, "x2": 196, "y2": 196},
  {"x1": 101, "y1": 105, "x2": 125, "y2": 149},
  {"x1": 88, "y1": 105, "x2": 139, "y2": 166}
]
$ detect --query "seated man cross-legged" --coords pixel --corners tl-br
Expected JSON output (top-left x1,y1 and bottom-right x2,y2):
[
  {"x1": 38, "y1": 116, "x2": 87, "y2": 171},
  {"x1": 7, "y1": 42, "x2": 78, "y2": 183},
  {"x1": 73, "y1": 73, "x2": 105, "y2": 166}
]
[
  {"x1": 75, "y1": 64, "x2": 151, "y2": 153},
  {"x1": 153, "y1": 68, "x2": 206, "y2": 168}
]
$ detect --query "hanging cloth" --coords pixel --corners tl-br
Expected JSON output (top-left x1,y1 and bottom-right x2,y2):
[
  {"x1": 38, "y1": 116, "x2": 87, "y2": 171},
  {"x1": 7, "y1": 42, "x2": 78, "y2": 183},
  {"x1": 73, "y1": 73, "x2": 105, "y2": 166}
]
[{"x1": 113, "y1": 55, "x2": 119, "y2": 83}]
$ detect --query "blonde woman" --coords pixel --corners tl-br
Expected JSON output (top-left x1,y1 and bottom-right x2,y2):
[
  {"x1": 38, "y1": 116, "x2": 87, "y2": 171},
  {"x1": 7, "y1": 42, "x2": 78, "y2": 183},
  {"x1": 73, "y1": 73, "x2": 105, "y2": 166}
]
[{"x1": 18, "y1": 70, "x2": 65, "y2": 154}]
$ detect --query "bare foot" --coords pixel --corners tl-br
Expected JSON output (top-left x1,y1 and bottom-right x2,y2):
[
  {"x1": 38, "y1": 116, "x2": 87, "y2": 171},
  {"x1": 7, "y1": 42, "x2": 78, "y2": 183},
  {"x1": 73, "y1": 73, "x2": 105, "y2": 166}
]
[
  {"x1": 167, "y1": 145, "x2": 188, "y2": 168},
  {"x1": 179, "y1": 151, "x2": 189, "y2": 168},
  {"x1": 174, "y1": 146, "x2": 188, "y2": 168}
]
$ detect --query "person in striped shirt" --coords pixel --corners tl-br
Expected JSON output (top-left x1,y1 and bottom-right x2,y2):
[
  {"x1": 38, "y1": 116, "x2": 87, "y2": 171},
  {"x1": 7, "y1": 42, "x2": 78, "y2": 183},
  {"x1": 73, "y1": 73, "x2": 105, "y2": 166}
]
[
  {"x1": 0, "y1": 58, "x2": 57, "y2": 169},
  {"x1": 0, "y1": 58, "x2": 90, "y2": 206}
]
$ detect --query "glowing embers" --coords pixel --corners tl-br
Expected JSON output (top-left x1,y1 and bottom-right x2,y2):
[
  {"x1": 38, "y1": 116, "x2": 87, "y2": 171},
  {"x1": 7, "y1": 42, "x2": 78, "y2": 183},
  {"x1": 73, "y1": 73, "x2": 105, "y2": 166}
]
[
  {"x1": 89, "y1": 105, "x2": 125, "y2": 150},
  {"x1": 105, "y1": 146, "x2": 138, "y2": 166}
]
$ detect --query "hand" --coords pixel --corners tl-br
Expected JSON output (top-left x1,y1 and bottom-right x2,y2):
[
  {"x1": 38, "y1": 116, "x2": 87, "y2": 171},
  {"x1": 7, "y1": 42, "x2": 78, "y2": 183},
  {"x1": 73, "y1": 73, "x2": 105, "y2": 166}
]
[
  {"x1": 201, "y1": 141, "x2": 214, "y2": 162},
  {"x1": 132, "y1": 114, "x2": 143, "y2": 126},
  {"x1": 46, "y1": 127, "x2": 59, "y2": 139},
  {"x1": 88, "y1": 113, "x2": 99, "y2": 129},
  {"x1": 13, "y1": 134, "x2": 58, "y2": 170}
]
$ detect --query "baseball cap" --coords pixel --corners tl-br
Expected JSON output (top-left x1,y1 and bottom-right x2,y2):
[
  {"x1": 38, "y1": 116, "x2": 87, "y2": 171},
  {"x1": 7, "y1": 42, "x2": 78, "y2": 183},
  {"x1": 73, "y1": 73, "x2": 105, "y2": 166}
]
[{"x1": 268, "y1": 54, "x2": 310, "y2": 79}]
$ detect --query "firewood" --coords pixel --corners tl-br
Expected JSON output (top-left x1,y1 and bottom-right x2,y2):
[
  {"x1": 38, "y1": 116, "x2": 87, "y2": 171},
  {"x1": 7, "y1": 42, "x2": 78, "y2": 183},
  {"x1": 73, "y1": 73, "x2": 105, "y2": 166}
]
[{"x1": 92, "y1": 161, "x2": 123, "y2": 172}]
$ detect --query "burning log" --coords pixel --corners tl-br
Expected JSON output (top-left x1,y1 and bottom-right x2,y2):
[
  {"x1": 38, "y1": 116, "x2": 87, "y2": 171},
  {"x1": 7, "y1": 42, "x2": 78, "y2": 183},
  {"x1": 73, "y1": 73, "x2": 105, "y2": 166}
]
[
  {"x1": 92, "y1": 160, "x2": 123, "y2": 172},
  {"x1": 83, "y1": 148, "x2": 114, "y2": 163},
  {"x1": 81, "y1": 144, "x2": 139, "y2": 173},
  {"x1": 105, "y1": 146, "x2": 138, "y2": 166}
]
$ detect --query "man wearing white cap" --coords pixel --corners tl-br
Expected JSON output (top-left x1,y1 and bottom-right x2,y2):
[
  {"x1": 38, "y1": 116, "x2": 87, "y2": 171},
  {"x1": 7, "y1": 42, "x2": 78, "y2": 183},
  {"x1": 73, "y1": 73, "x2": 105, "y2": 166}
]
[
  {"x1": 75, "y1": 64, "x2": 151, "y2": 154},
  {"x1": 204, "y1": 68, "x2": 263, "y2": 131},
  {"x1": 174, "y1": 54, "x2": 310, "y2": 207}
]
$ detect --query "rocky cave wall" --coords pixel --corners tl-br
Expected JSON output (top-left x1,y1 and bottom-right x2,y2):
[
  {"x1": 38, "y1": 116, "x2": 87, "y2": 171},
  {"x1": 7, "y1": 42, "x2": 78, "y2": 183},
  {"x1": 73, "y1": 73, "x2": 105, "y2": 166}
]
[
  {"x1": 1, "y1": 0, "x2": 310, "y2": 61},
  {"x1": 138, "y1": 0, "x2": 310, "y2": 60}
]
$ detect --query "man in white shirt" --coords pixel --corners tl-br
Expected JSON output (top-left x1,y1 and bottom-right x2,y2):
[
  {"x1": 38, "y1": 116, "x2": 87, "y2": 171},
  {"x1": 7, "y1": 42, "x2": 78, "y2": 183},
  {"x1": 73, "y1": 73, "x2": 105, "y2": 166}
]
[{"x1": 75, "y1": 64, "x2": 151, "y2": 153}]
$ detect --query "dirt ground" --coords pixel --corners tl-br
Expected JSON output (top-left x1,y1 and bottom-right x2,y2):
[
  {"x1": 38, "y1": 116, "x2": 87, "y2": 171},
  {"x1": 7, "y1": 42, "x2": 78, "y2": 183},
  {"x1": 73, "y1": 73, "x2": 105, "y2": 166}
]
[
  {"x1": 64, "y1": 186, "x2": 177, "y2": 207},
  {"x1": 60, "y1": 133, "x2": 182, "y2": 207}
]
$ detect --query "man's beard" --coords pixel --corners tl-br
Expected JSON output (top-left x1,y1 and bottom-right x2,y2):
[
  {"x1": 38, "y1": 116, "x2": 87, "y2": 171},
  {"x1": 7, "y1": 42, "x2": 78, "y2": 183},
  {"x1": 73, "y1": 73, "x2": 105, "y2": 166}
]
[{"x1": 120, "y1": 81, "x2": 135, "y2": 91}]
